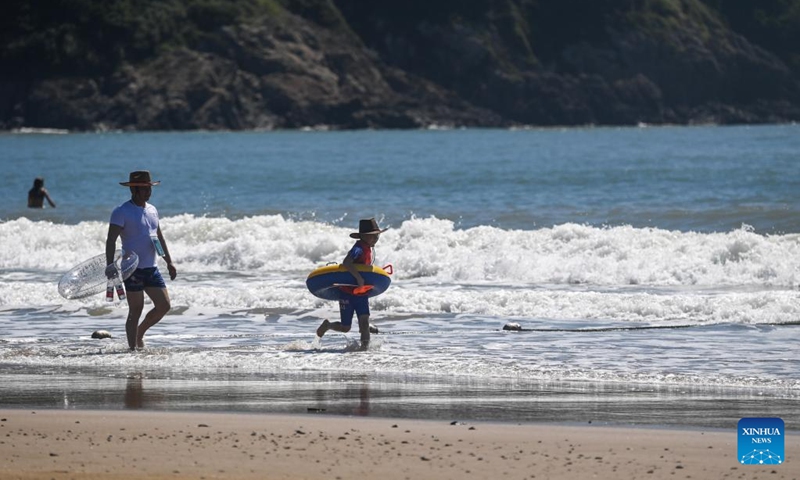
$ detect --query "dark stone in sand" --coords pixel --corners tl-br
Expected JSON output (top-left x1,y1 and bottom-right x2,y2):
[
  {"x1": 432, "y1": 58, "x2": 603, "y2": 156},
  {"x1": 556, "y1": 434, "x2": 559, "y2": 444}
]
[
  {"x1": 91, "y1": 330, "x2": 112, "y2": 339},
  {"x1": 503, "y1": 323, "x2": 522, "y2": 331}
]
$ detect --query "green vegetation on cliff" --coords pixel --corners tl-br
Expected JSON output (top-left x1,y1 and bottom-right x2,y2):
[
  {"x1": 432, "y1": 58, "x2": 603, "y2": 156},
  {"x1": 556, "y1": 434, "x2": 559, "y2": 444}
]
[
  {"x1": 0, "y1": 0, "x2": 351, "y2": 78},
  {"x1": 1, "y1": 0, "x2": 798, "y2": 129},
  {"x1": 333, "y1": 0, "x2": 800, "y2": 72},
  {"x1": 4, "y1": 0, "x2": 798, "y2": 77},
  {"x1": 701, "y1": 0, "x2": 800, "y2": 72}
]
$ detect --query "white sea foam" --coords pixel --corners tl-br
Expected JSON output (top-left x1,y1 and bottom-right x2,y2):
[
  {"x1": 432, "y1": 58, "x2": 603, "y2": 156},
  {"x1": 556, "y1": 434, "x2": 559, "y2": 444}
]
[
  {"x1": 2, "y1": 215, "x2": 799, "y2": 390},
  {"x1": 2, "y1": 216, "x2": 799, "y2": 325},
  {"x1": 4, "y1": 215, "x2": 800, "y2": 283}
]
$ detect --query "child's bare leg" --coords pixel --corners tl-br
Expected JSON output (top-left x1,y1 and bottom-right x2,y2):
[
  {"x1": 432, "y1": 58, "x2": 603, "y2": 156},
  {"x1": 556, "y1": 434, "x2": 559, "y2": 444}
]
[
  {"x1": 316, "y1": 319, "x2": 329, "y2": 337},
  {"x1": 316, "y1": 320, "x2": 351, "y2": 337},
  {"x1": 358, "y1": 314, "x2": 370, "y2": 350}
]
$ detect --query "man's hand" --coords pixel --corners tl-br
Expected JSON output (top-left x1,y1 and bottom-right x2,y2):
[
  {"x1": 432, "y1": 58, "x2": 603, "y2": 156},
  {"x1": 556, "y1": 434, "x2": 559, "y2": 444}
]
[
  {"x1": 105, "y1": 264, "x2": 118, "y2": 280},
  {"x1": 167, "y1": 263, "x2": 177, "y2": 281}
]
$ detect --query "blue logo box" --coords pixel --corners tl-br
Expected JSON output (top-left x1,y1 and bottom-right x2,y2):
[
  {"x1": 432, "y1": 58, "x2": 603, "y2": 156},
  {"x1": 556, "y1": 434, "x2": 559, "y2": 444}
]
[{"x1": 738, "y1": 418, "x2": 784, "y2": 465}]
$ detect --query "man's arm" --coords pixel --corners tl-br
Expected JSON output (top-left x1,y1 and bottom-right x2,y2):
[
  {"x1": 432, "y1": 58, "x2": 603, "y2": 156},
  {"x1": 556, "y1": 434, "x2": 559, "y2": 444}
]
[
  {"x1": 157, "y1": 226, "x2": 177, "y2": 280},
  {"x1": 105, "y1": 224, "x2": 122, "y2": 277},
  {"x1": 106, "y1": 224, "x2": 122, "y2": 265}
]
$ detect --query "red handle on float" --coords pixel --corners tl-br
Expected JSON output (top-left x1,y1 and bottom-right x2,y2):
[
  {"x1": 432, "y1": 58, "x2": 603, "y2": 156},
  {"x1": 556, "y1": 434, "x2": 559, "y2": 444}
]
[
  {"x1": 382, "y1": 264, "x2": 393, "y2": 275},
  {"x1": 332, "y1": 283, "x2": 375, "y2": 295},
  {"x1": 352, "y1": 285, "x2": 374, "y2": 295}
]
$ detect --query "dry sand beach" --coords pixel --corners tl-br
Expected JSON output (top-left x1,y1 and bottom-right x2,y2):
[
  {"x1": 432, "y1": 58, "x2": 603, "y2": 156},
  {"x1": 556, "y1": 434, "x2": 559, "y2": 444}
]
[{"x1": 0, "y1": 409, "x2": 796, "y2": 480}]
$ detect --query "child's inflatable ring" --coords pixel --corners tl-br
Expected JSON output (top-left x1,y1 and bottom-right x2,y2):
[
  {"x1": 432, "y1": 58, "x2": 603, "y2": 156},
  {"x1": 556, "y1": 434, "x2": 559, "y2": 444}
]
[{"x1": 306, "y1": 264, "x2": 392, "y2": 301}]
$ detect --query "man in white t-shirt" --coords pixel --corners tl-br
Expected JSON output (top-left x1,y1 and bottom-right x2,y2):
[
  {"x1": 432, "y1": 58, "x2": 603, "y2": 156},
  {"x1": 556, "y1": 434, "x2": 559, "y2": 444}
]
[{"x1": 106, "y1": 171, "x2": 177, "y2": 350}]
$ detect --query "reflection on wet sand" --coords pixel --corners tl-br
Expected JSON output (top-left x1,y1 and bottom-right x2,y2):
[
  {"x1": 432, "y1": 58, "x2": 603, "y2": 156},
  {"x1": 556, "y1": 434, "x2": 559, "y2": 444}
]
[
  {"x1": 310, "y1": 375, "x2": 371, "y2": 416},
  {"x1": 1, "y1": 371, "x2": 797, "y2": 429},
  {"x1": 124, "y1": 376, "x2": 144, "y2": 409}
]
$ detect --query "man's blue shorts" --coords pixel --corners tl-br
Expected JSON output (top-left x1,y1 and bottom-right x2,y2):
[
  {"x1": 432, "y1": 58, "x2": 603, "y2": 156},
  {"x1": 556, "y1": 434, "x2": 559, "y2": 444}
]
[
  {"x1": 338, "y1": 295, "x2": 370, "y2": 327},
  {"x1": 124, "y1": 267, "x2": 167, "y2": 292}
]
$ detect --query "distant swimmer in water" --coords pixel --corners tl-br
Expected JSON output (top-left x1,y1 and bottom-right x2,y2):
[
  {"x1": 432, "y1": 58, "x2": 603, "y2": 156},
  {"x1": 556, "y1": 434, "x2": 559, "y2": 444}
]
[{"x1": 27, "y1": 177, "x2": 56, "y2": 208}]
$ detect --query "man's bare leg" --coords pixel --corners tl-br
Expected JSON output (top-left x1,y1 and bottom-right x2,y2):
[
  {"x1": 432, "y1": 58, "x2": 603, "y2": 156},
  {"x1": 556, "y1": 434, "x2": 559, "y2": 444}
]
[
  {"x1": 135, "y1": 287, "x2": 171, "y2": 348},
  {"x1": 125, "y1": 291, "x2": 145, "y2": 351}
]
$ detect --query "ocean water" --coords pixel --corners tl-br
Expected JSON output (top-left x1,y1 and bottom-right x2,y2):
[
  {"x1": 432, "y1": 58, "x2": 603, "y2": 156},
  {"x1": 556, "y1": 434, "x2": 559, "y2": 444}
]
[{"x1": 1, "y1": 125, "x2": 799, "y2": 426}]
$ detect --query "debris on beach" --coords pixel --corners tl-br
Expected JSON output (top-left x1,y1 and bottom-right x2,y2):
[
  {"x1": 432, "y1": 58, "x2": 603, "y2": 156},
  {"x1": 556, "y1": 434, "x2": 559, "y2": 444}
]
[{"x1": 91, "y1": 330, "x2": 112, "y2": 339}]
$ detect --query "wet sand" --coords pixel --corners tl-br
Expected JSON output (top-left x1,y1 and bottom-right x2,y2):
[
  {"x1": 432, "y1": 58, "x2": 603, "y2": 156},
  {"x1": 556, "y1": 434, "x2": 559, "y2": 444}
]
[
  {"x1": 1, "y1": 409, "x2": 797, "y2": 480},
  {"x1": 2, "y1": 371, "x2": 798, "y2": 429}
]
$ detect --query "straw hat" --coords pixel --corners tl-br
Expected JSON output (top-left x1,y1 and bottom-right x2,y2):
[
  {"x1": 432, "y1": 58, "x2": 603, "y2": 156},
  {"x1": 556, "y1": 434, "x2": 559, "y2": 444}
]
[
  {"x1": 120, "y1": 171, "x2": 160, "y2": 187},
  {"x1": 350, "y1": 218, "x2": 389, "y2": 238}
]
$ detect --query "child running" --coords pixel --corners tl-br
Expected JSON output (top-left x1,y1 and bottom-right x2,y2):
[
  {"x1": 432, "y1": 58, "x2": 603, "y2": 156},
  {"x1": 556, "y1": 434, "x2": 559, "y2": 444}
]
[{"x1": 316, "y1": 218, "x2": 388, "y2": 350}]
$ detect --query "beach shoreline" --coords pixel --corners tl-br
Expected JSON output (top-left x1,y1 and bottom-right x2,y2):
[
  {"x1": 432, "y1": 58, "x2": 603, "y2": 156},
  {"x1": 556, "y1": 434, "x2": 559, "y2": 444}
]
[
  {"x1": 3, "y1": 125, "x2": 800, "y2": 479},
  {"x1": 1, "y1": 409, "x2": 796, "y2": 480},
  {"x1": 2, "y1": 370, "x2": 797, "y2": 430}
]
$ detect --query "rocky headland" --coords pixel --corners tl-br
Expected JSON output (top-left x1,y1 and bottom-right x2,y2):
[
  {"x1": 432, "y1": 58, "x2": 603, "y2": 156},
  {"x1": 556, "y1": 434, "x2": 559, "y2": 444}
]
[{"x1": 1, "y1": 0, "x2": 798, "y2": 131}]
